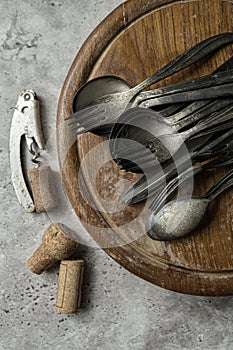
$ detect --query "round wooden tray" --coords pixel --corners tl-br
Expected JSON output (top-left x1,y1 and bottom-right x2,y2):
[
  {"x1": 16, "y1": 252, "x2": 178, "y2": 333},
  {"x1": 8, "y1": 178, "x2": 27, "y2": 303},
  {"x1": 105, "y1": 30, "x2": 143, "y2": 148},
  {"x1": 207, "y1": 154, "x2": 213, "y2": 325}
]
[{"x1": 57, "y1": 0, "x2": 233, "y2": 295}]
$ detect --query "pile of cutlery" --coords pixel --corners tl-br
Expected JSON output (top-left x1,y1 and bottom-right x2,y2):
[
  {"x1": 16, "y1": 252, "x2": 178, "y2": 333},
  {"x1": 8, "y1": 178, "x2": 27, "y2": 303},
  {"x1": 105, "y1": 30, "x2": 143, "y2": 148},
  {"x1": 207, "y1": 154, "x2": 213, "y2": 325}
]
[{"x1": 67, "y1": 33, "x2": 233, "y2": 240}]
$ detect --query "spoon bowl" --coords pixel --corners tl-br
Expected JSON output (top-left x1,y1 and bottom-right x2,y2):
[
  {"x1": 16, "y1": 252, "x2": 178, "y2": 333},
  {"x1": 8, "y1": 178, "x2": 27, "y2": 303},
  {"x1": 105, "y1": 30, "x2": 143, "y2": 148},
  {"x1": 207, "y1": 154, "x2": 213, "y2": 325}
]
[
  {"x1": 73, "y1": 75, "x2": 131, "y2": 110},
  {"x1": 146, "y1": 169, "x2": 233, "y2": 241},
  {"x1": 72, "y1": 75, "x2": 131, "y2": 135},
  {"x1": 146, "y1": 196, "x2": 210, "y2": 240},
  {"x1": 109, "y1": 107, "x2": 175, "y2": 173}
]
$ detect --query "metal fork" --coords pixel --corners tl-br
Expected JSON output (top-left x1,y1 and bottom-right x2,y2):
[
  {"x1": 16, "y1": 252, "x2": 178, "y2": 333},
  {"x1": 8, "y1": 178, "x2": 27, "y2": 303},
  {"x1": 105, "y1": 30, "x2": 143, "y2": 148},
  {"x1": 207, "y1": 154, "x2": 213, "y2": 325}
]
[
  {"x1": 120, "y1": 128, "x2": 233, "y2": 205},
  {"x1": 149, "y1": 149, "x2": 233, "y2": 214},
  {"x1": 66, "y1": 33, "x2": 233, "y2": 136},
  {"x1": 114, "y1": 102, "x2": 233, "y2": 173},
  {"x1": 68, "y1": 70, "x2": 233, "y2": 136}
]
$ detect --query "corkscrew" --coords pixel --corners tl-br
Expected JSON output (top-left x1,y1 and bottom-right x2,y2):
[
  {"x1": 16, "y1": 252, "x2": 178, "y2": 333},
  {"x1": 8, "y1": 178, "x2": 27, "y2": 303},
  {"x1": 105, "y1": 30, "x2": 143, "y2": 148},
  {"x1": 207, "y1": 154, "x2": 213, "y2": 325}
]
[{"x1": 10, "y1": 89, "x2": 56, "y2": 212}]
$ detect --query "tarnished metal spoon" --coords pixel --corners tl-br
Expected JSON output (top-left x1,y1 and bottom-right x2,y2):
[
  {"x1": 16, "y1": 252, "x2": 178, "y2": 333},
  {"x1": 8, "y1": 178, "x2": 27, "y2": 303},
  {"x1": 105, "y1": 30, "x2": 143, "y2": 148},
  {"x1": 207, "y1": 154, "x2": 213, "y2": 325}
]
[
  {"x1": 68, "y1": 33, "x2": 233, "y2": 135},
  {"x1": 146, "y1": 169, "x2": 233, "y2": 241}
]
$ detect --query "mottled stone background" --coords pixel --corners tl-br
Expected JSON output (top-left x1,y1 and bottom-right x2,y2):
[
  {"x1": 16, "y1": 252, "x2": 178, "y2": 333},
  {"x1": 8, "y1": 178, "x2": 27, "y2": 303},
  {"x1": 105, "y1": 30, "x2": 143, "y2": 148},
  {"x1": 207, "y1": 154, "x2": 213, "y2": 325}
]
[{"x1": 0, "y1": 1, "x2": 233, "y2": 349}]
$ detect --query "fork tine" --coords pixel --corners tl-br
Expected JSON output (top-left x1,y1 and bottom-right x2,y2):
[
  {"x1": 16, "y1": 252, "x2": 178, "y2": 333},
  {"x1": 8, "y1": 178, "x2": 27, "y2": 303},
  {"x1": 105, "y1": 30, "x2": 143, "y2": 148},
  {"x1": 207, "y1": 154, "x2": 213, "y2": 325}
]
[
  {"x1": 75, "y1": 124, "x2": 112, "y2": 136},
  {"x1": 120, "y1": 156, "x2": 158, "y2": 172},
  {"x1": 67, "y1": 105, "x2": 108, "y2": 135},
  {"x1": 116, "y1": 154, "x2": 154, "y2": 171},
  {"x1": 71, "y1": 124, "x2": 106, "y2": 136},
  {"x1": 149, "y1": 185, "x2": 168, "y2": 212},
  {"x1": 74, "y1": 121, "x2": 104, "y2": 135},
  {"x1": 117, "y1": 150, "x2": 155, "y2": 166},
  {"x1": 76, "y1": 124, "x2": 114, "y2": 136},
  {"x1": 121, "y1": 176, "x2": 148, "y2": 204},
  {"x1": 113, "y1": 143, "x2": 157, "y2": 172},
  {"x1": 113, "y1": 142, "x2": 151, "y2": 159},
  {"x1": 78, "y1": 110, "x2": 107, "y2": 127},
  {"x1": 70, "y1": 117, "x2": 101, "y2": 132},
  {"x1": 68, "y1": 119, "x2": 83, "y2": 127},
  {"x1": 121, "y1": 173, "x2": 161, "y2": 204},
  {"x1": 70, "y1": 125, "x2": 96, "y2": 135},
  {"x1": 66, "y1": 105, "x2": 100, "y2": 121},
  {"x1": 149, "y1": 176, "x2": 178, "y2": 212},
  {"x1": 115, "y1": 146, "x2": 152, "y2": 163},
  {"x1": 122, "y1": 162, "x2": 156, "y2": 173},
  {"x1": 121, "y1": 164, "x2": 143, "y2": 173}
]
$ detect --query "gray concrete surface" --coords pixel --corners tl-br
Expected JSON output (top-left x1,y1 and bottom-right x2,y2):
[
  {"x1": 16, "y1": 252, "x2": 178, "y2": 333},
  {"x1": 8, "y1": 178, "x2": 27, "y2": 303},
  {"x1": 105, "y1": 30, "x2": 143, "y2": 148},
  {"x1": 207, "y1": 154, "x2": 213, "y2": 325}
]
[{"x1": 1, "y1": 1, "x2": 233, "y2": 349}]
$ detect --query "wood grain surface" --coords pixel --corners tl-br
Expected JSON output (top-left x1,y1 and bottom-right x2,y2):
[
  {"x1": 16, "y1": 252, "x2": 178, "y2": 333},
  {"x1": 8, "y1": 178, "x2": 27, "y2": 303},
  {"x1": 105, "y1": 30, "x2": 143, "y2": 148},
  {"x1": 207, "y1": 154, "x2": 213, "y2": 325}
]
[{"x1": 57, "y1": 0, "x2": 233, "y2": 295}]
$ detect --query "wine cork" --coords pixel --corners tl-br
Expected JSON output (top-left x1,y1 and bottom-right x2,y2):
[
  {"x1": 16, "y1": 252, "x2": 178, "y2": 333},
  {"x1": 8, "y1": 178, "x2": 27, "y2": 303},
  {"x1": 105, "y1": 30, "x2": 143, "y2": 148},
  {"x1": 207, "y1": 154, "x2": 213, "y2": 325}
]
[
  {"x1": 27, "y1": 165, "x2": 57, "y2": 213},
  {"x1": 27, "y1": 223, "x2": 78, "y2": 274},
  {"x1": 56, "y1": 259, "x2": 85, "y2": 314}
]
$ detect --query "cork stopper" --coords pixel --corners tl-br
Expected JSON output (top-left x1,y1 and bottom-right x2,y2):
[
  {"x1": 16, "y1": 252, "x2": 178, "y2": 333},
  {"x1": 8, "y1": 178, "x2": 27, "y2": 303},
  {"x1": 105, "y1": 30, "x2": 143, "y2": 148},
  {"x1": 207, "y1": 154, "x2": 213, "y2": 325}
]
[
  {"x1": 27, "y1": 223, "x2": 78, "y2": 274},
  {"x1": 56, "y1": 259, "x2": 85, "y2": 314},
  {"x1": 27, "y1": 165, "x2": 57, "y2": 213}
]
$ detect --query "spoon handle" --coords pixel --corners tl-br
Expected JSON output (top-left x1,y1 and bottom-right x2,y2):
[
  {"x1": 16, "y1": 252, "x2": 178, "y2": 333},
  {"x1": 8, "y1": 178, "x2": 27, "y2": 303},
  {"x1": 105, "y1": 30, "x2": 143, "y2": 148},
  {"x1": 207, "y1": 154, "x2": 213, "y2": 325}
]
[
  {"x1": 132, "y1": 110, "x2": 233, "y2": 158},
  {"x1": 166, "y1": 55, "x2": 233, "y2": 124},
  {"x1": 189, "y1": 119, "x2": 233, "y2": 141},
  {"x1": 150, "y1": 157, "x2": 233, "y2": 213},
  {"x1": 123, "y1": 129, "x2": 233, "y2": 205},
  {"x1": 149, "y1": 166, "x2": 201, "y2": 213},
  {"x1": 146, "y1": 82, "x2": 233, "y2": 109},
  {"x1": 168, "y1": 100, "x2": 218, "y2": 124},
  {"x1": 132, "y1": 33, "x2": 233, "y2": 94},
  {"x1": 205, "y1": 169, "x2": 233, "y2": 200},
  {"x1": 138, "y1": 69, "x2": 233, "y2": 107},
  {"x1": 183, "y1": 104, "x2": 233, "y2": 139},
  {"x1": 138, "y1": 55, "x2": 233, "y2": 104},
  {"x1": 176, "y1": 99, "x2": 233, "y2": 130},
  {"x1": 193, "y1": 128, "x2": 233, "y2": 154},
  {"x1": 175, "y1": 98, "x2": 233, "y2": 131}
]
